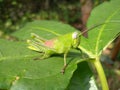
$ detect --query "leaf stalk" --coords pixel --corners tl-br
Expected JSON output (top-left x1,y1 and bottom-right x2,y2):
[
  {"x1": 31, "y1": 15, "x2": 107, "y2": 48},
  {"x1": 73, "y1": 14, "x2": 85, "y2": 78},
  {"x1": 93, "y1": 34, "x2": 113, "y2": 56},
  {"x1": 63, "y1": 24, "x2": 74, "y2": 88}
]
[{"x1": 93, "y1": 57, "x2": 109, "y2": 90}]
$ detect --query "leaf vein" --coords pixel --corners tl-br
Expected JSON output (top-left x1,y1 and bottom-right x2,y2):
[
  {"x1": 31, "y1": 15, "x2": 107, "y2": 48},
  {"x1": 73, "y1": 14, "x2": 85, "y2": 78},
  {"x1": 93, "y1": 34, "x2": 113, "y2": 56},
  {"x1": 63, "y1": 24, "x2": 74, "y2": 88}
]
[
  {"x1": 32, "y1": 27, "x2": 61, "y2": 36},
  {"x1": 95, "y1": 8, "x2": 120, "y2": 56}
]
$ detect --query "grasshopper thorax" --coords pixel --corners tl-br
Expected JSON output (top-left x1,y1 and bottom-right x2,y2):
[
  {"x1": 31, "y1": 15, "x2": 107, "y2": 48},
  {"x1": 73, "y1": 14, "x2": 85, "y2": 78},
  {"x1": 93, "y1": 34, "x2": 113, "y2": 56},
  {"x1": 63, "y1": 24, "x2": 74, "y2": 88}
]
[{"x1": 71, "y1": 32, "x2": 80, "y2": 48}]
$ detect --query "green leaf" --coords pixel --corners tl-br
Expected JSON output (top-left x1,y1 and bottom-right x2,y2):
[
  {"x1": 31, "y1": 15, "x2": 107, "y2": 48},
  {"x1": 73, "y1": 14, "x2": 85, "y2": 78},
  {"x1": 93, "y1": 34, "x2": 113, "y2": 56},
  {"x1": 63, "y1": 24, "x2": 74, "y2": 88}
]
[
  {"x1": 67, "y1": 62, "x2": 98, "y2": 90},
  {"x1": 12, "y1": 20, "x2": 77, "y2": 40},
  {"x1": 79, "y1": 0, "x2": 120, "y2": 57},
  {"x1": 0, "y1": 39, "x2": 39, "y2": 61},
  {"x1": 77, "y1": 1, "x2": 120, "y2": 90},
  {"x1": 0, "y1": 21, "x2": 96, "y2": 90},
  {"x1": 0, "y1": 39, "x2": 79, "y2": 90}
]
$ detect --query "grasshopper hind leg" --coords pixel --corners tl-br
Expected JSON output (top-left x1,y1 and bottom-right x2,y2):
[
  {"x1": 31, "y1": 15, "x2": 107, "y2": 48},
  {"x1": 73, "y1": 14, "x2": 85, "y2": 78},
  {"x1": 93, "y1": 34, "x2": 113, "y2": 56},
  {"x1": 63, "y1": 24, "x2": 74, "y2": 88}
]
[{"x1": 34, "y1": 51, "x2": 51, "y2": 60}]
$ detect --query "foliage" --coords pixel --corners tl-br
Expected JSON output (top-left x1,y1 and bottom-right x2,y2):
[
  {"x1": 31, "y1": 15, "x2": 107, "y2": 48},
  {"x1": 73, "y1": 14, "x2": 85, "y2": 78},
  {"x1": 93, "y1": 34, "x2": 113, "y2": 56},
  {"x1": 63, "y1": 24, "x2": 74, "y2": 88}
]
[
  {"x1": 0, "y1": 21, "x2": 97, "y2": 90},
  {"x1": 0, "y1": 0, "x2": 120, "y2": 90},
  {"x1": 0, "y1": 0, "x2": 109, "y2": 35}
]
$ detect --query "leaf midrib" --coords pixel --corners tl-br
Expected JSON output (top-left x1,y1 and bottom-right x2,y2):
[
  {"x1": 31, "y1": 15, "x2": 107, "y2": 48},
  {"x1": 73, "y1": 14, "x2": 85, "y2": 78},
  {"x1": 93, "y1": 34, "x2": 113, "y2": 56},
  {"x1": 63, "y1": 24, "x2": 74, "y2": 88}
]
[
  {"x1": 0, "y1": 54, "x2": 39, "y2": 61},
  {"x1": 31, "y1": 27, "x2": 61, "y2": 36}
]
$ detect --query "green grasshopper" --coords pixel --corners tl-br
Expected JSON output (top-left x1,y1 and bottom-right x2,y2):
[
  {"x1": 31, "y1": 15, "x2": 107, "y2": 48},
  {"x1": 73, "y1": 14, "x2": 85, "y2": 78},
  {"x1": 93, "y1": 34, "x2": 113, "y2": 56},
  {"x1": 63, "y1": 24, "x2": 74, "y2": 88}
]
[{"x1": 27, "y1": 23, "x2": 104, "y2": 74}]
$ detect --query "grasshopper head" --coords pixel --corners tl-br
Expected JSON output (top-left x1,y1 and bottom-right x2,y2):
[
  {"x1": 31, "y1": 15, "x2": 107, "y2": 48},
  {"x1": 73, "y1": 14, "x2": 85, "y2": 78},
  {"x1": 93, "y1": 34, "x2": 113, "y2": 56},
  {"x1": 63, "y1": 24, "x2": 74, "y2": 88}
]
[{"x1": 72, "y1": 32, "x2": 80, "y2": 48}]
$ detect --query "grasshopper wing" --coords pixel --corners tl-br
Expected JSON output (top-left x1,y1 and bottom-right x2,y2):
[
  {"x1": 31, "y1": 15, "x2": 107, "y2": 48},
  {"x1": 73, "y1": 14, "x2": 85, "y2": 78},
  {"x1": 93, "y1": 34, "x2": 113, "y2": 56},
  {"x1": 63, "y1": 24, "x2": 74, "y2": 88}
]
[
  {"x1": 27, "y1": 33, "x2": 56, "y2": 52},
  {"x1": 31, "y1": 33, "x2": 46, "y2": 43}
]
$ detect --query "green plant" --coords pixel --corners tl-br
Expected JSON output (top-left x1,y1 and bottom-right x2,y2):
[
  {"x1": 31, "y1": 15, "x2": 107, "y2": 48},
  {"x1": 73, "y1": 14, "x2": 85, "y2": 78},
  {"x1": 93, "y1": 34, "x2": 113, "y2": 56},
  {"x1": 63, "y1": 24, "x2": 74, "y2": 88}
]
[{"x1": 0, "y1": 0, "x2": 120, "y2": 90}]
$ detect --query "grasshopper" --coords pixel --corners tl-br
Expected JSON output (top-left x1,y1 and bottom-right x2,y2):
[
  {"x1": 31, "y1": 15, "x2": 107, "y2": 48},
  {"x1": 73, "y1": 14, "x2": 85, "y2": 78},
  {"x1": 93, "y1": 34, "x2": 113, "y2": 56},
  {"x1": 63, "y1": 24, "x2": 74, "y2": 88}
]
[{"x1": 27, "y1": 23, "x2": 104, "y2": 74}]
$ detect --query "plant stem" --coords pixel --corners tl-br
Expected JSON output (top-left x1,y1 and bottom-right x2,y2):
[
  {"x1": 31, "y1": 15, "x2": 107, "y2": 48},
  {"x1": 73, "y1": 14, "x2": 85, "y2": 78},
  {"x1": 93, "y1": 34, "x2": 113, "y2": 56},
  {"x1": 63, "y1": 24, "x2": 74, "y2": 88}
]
[{"x1": 92, "y1": 57, "x2": 109, "y2": 90}]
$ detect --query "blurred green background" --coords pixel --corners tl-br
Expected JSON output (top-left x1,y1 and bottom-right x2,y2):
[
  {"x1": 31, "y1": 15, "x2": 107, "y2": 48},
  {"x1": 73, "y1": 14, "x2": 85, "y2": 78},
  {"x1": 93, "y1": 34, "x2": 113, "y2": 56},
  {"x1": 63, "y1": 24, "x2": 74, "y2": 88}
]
[{"x1": 0, "y1": 0, "x2": 108, "y2": 36}]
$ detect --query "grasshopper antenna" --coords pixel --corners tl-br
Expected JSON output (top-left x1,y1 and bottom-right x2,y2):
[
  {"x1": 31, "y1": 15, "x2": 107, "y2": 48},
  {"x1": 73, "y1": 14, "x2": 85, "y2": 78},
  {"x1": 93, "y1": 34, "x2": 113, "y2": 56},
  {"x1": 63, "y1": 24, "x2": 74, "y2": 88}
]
[
  {"x1": 80, "y1": 20, "x2": 120, "y2": 36},
  {"x1": 80, "y1": 23, "x2": 106, "y2": 36}
]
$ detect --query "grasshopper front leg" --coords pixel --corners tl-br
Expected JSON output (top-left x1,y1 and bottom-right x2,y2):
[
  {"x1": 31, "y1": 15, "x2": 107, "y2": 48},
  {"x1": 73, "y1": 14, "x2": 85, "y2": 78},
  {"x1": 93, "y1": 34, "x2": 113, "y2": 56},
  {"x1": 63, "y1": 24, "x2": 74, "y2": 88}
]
[{"x1": 61, "y1": 51, "x2": 68, "y2": 74}]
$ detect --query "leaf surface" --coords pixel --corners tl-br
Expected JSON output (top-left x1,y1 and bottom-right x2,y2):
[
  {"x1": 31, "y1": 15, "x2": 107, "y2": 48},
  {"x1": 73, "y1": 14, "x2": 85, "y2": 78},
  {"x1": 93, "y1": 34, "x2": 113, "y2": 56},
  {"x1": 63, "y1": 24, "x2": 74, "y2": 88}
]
[
  {"x1": 79, "y1": 0, "x2": 120, "y2": 57},
  {"x1": 0, "y1": 21, "x2": 96, "y2": 90}
]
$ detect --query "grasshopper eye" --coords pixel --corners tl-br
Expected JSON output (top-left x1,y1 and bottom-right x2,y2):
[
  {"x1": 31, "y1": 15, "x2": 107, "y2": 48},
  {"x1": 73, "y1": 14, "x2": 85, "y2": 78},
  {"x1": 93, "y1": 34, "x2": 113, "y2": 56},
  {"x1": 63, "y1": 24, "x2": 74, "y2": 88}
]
[{"x1": 72, "y1": 32, "x2": 78, "y2": 39}]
